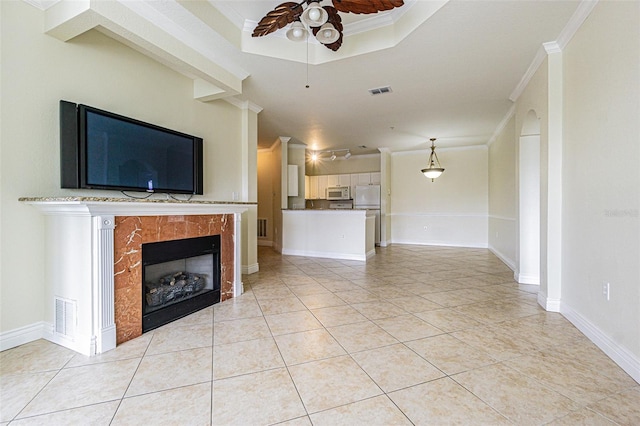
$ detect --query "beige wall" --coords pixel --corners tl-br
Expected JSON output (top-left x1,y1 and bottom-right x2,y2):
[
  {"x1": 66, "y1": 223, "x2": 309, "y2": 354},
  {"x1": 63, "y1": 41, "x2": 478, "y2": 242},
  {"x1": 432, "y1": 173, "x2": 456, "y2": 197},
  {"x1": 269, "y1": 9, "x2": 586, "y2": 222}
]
[
  {"x1": 486, "y1": 0, "x2": 640, "y2": 379},
  {"x1": 488, "y1": 115, "x2": 517, "y2": 267},
  {"x1": 561, "y1": 0, "x2": 640, "y2": 361},
  {"x1": 0, "y1": 2, "x2": 252, "y2": 335},
  {"x1": 390, "y1": 146, "x2": 488, "y2": 247}
]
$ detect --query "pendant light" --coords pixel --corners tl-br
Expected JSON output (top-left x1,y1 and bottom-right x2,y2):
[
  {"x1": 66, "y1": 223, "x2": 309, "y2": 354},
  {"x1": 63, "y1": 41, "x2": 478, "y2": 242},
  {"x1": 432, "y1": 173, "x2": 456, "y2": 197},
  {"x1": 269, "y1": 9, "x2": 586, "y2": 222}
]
[{"x1": 421, "y1": 138, "x2": 445, "y2": 181}]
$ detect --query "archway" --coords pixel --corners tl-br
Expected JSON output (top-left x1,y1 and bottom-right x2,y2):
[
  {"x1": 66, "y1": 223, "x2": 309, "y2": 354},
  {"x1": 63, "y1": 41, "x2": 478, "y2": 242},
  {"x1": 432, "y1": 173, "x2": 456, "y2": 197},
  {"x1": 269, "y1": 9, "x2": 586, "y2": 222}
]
[{"x1": 518, "y1": 110, "x2": 541, "y2": 285}]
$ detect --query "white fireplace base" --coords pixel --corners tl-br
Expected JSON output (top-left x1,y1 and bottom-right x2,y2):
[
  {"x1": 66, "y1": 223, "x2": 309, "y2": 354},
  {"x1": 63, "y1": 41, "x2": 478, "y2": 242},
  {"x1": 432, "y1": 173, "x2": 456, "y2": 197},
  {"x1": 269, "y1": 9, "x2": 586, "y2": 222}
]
[{"x1": 22, "y1": 197, "x2": 249, "y2": 356}]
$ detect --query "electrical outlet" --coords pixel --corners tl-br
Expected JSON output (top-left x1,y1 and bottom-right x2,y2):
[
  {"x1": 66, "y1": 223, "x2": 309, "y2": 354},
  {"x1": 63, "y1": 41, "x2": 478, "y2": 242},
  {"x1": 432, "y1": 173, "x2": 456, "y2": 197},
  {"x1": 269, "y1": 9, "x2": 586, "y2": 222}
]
[{"x1": 602, "y1": 282, "x2": 610, "y2": 301}]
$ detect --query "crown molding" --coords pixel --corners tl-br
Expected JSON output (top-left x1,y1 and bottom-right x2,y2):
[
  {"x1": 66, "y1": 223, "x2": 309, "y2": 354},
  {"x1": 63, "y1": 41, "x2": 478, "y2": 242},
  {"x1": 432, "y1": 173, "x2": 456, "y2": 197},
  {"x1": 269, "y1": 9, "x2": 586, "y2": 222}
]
[
  {"x1": 22, "y1": 0, "x2": 59, "y2": 11},
  {"x1": 224, "y1": 97, "x2": 263, "y2": 113},
  {"x1": 488, "y1": 103, "x2": 516, "y2": 146},
  {"x1": 509, "y1": 0, "x2": 599, "y2": 102}
]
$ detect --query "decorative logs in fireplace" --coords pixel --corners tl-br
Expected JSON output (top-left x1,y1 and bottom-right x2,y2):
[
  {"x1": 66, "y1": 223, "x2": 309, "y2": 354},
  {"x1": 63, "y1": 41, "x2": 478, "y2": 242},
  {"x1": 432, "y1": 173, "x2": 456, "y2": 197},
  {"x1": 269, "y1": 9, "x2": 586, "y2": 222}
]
[
  {"x1": 145, "y1": 271, "x2": 206, "y2": 308},
  {"x1": 142, "y1": 235, "x2": 221, "y2": 332}
]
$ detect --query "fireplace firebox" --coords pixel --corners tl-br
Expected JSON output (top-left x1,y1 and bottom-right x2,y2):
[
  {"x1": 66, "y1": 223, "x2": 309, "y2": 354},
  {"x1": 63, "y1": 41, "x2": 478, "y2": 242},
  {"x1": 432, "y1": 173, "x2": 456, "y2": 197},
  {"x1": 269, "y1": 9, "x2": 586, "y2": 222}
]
[{"x1": 142, "y1": 235, "x2": 221, "y2": 332}]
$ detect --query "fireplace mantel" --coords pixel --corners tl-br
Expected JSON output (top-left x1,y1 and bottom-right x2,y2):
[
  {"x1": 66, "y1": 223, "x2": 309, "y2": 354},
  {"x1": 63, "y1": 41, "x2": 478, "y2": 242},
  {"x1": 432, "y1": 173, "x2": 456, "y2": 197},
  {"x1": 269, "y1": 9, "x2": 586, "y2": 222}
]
[{"x1": 21, "y1": 197, "x2": 250, "y2": 356}]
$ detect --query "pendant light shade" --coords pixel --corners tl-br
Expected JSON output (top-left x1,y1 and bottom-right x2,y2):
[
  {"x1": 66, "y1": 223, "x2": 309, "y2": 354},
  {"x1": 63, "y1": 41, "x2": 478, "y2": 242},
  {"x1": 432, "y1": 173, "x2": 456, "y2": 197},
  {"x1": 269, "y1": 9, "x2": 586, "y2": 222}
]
[
  {"x1": 421, "y1": 138, "x2": 445, "y2": 181},
  {"x1": 315, "y1": 23, "x2": 340, "y2": 44},
  {"x1": 301, "y1": 1, "x2": 328, "y2": 27},
  {"x1": 286, "y1": 21, "x2": 308, "y2": 41}
]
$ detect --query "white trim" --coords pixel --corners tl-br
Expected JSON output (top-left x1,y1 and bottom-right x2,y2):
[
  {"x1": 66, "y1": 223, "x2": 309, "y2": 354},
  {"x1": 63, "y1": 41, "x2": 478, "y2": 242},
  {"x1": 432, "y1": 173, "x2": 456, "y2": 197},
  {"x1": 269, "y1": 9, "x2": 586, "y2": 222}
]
[
  {"x1": 242, "y1": 263, "x2": 260, "y2": 275},
  {"x1": 21, "y1": 0, "x2": 59, "y2": 11},
  {"x1": 509, "y1": 0, "x2": 599, "y2": 102},
  {"x1": 561, "y1": 302, "x2": 640, "y2": 384},
  {"x1": 509, "y1": 45, "x2": 548, "y2": 102},
  {"x1": 0, "y1": 322, "x2": 49, "y2": 352},
  {"x1": 517, "y1": 273, "x2": 540, "y2": 285},
  {"x1": 224, "y1": 97, "x2": 263, "y2": 114},
  {"x1": 537, "y1": 292, "x2": 561, "y2": 312},
  {"x1": 257, "y1": 240, "x2": 273, "y2": 247},
  {"x1": 393, "y1": 144, "x2": 487, "y2": 157},
  {"x1": 282, "y1": 248, "x2": 367, "y2": 262},
  {"x1": 488, "y1": 214, "x2": 516, "y2": 222},
  {"x1": 488, "y1": 245, "x2": 516, "y2": 271},
  {"x1": 390, "y1": 213, "x2": 488, "y2": 219},
  {"x1": 48, "y1": 327, "x2": 95, "y2": 357},
  {"x1": 390, "y1": 240, "x2": 488, "y2": 249},
  {"x1": 488, "y1": 103, "x2": 516, "y2": 146},
  {"x1": 556, "y1": 0, "x2": 599, "y2": 49}
]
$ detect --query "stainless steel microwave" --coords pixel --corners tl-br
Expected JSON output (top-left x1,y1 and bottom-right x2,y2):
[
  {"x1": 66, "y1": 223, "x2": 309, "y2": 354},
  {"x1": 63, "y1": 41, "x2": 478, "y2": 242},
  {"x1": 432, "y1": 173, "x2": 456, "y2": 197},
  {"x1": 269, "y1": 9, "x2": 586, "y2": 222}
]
[{"x1": 326, "y1": 186, "x2": 350, "y2": 200}]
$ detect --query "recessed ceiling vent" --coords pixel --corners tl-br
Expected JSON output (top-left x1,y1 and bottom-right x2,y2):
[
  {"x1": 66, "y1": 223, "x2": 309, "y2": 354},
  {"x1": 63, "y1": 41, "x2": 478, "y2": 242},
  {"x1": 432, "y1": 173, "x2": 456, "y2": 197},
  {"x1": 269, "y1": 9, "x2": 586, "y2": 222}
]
[{"x1": 368, "y1": 86, "x2": 392, "y2": 96}]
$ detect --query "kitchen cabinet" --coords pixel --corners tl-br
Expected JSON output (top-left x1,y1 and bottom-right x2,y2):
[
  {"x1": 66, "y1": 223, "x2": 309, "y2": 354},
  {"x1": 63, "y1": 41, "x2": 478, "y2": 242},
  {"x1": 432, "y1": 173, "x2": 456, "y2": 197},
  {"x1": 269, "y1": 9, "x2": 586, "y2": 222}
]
[
  {"x1": 328, "y1": 174, "x2": 350, "y2": 188},
  {"x1": 370, "y1": 172, "x2": 381, "y2": 185},
  {"x1": 307, "y1": 176, "x2": 318, "y2": 199},
  {"x1": 338, "y1": 174, "x2": 351, "y2": 187},
  {"x1": 305, "y1": 176, "x2": 310, "y2": 198},
  {"x1": 356, "y1": 173, "x2": 372, "y2": 185},
  {"x1": 317, "y1": 175, "x2": 328, "y2": 199},
  {"x1": 308, "y1": 173, "x2": 378, "y2": 199}
]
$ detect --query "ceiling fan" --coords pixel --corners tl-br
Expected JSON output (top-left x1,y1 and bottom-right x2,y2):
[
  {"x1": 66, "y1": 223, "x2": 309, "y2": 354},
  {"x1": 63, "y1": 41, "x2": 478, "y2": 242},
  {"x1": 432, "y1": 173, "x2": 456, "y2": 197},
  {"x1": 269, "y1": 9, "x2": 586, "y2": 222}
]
[{"x1": 252, "y1": 0, "x2": 405, "y2": 51}]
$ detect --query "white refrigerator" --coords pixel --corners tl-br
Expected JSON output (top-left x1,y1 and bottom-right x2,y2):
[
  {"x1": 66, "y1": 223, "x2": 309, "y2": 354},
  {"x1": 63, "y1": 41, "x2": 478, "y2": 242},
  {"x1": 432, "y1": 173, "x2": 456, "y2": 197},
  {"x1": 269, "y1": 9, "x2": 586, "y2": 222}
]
[{"x1": 354, "y1": 185, "x2": 381, "y2": 245}]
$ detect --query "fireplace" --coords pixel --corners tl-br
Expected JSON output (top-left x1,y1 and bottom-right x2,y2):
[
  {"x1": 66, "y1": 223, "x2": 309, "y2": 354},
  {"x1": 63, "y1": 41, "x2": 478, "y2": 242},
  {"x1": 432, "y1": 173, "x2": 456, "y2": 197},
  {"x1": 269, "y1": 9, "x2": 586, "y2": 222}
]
[
  {"x1": 142, "y1": 235, "x2": 221, "y2": 332},
  {"x1": 22, "y1": 198, "x2": 247, "y2": 356}
]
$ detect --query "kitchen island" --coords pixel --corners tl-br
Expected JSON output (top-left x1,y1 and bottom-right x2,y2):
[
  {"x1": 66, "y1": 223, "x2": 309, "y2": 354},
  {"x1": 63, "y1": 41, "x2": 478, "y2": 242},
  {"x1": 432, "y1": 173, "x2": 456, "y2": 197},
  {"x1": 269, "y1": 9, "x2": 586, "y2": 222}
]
[{"x1": 282, "y1": 209, "x2": 376, "y2": 261}]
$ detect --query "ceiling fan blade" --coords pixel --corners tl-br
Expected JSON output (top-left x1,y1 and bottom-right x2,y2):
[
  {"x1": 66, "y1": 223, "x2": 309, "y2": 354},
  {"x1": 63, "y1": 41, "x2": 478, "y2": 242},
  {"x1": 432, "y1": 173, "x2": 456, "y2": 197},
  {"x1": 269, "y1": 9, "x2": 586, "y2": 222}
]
[
  {"x1": 252, "y1": 2, "x2": 304, "y2": 37},
  {"x1": 331, "y1": 0, "x2": 404, "y2": 14},
  {"x1": 312, "y1": 6, "x2": 343, "y2": 51}
]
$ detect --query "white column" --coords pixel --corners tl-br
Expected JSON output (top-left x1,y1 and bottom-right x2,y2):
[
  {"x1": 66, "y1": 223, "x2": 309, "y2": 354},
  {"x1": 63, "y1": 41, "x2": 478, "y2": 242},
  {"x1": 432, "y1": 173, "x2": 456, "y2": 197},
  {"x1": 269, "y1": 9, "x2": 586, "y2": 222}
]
[
  {"x1": 93, "y1": 215, "x2": 116, "y2": 354},
  {"x1": 234, "y1": 212, "x2": 244, "y2": 296}
]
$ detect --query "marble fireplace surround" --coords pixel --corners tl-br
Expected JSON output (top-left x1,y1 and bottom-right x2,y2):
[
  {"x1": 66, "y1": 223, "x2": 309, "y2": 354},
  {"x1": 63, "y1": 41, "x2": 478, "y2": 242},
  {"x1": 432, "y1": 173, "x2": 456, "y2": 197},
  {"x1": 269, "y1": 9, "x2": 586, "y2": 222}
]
[{"x1": 21, "y1": 197, "x2": 250, "y2": 356}]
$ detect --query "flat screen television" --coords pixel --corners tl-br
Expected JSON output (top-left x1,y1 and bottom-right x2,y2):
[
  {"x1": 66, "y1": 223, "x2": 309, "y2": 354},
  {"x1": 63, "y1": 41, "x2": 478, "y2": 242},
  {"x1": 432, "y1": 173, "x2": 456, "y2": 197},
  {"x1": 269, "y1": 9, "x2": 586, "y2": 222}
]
[{"x1": 60, "y1": 100, "x2": 204, "y2": 195}]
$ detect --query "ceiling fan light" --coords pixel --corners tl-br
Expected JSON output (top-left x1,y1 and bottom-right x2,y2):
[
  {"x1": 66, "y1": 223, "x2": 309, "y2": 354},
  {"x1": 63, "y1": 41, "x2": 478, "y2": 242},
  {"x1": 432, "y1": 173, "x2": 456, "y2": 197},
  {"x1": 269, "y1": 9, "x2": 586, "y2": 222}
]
[
  {"x1": 286, "y1": 21, "x2": 307, "y2": 41},
  {"x1": 316, "y1": 23, "x2": 339, "y2": 44},
  {"x1": 301, "y1": 2, "x2": 328, "y2": 27}
]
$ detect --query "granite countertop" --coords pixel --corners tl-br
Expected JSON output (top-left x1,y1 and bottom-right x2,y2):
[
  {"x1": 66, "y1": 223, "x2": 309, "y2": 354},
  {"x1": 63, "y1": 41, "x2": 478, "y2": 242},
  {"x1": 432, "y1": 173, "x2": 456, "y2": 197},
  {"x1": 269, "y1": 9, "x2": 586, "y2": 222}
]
[{"x1": 19, "y1": 196, "x2": 256, "y2": 205}]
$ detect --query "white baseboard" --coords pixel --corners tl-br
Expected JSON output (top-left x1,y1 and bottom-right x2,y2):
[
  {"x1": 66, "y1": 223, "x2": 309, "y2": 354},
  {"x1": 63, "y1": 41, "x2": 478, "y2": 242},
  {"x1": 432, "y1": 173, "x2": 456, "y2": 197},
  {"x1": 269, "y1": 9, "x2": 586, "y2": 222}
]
[
  {"x1": 488, "y1": 245, "x2": 516, "y2": 271},
  {"x1": 561, "y1": 303, "x2": 640, "y2": 384},
  {"x1": 391, "y1": 240, "x2": 488, "y2": 249},
  {"x1": 537, "y1": 292, "x2": 561, "y2": 312},
  {"x1": 242, "y1": 263, "x2": 260, "y2": 275},
  {"x1": 0, "y1": 321, "x2": 48, "y2": 351},
  {"x1": 257, "y1": 240, "x2": 273, "y2": 247},
  {"x1": 517, "y1": 272, "x2": 540, "y2": 285},
  {"x1": 281, "y1": 248, "x2": 367, "y2": 262}
]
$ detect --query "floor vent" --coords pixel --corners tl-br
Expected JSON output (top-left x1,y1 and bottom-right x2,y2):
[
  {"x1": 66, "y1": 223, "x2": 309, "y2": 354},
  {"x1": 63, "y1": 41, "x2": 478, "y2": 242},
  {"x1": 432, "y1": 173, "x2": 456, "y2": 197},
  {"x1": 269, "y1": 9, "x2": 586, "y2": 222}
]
[
  {"x1": 55, "y1": 297, "x2": 77, "y2": 338},
  {"x1": 257, "y1": 218, "x2": 268, "y2": 238}
]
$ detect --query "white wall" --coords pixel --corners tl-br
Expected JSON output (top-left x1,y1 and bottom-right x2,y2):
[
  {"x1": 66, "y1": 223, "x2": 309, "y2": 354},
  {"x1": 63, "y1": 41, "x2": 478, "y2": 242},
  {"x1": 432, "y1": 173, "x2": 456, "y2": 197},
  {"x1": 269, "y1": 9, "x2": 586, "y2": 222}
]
[
  {"x1": 488, "y1": 115, "x2": 517, "y2": 269},
  {"x1": 561, "y1": 0, "x2": 640, "y2": 374},
  {"x1": 0, "y1": 2, "x2": 252, "y2": 337},
  {"x1": 390, "y1": 146, "x2": 488, "y2": 247}
]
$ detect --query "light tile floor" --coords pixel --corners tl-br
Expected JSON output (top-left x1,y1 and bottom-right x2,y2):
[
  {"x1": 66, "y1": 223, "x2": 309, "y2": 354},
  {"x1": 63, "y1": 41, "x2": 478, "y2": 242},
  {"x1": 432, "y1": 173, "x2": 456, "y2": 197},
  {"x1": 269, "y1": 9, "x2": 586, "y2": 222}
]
[{"x1": 1, "y1": 245, "x2": 639, "y2": 425}]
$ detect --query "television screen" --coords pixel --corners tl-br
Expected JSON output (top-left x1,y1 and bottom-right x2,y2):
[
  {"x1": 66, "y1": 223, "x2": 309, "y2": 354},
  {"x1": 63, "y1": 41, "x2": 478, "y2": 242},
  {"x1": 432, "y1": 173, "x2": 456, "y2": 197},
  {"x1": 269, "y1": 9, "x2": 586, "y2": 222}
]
[{"x1": 61, "y1": 100, "x2": 203, "y2": 194}]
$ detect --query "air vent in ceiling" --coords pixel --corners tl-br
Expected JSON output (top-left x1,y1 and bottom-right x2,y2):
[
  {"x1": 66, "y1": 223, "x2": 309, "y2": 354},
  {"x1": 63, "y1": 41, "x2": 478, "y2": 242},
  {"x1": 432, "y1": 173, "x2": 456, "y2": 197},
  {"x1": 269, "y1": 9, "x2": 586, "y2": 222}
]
[{"x1": 368, "y1": 86, "x2": 392, "y2": 95}]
